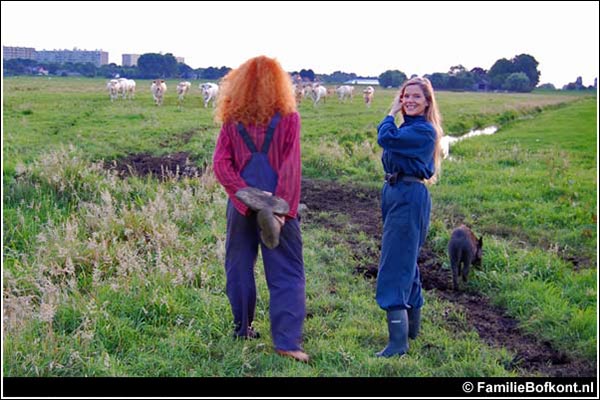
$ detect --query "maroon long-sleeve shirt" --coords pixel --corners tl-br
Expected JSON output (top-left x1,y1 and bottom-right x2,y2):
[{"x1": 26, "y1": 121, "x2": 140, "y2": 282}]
[{"x1": 213, "y1": 111, "x2": 302, "y2": 219}]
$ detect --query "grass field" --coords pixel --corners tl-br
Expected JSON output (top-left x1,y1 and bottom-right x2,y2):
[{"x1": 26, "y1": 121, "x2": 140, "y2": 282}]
[{"x1": 2, "y1": 76, "x2": 597, "y2": 379}]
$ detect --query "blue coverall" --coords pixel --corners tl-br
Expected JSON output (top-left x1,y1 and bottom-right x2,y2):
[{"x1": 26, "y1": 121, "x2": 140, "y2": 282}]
[
  {"x1": 225, "y1": 114, "x2": 306, "y2": 352},
  {"x1": 376, "y1": 114, "x2": 436, "y2": 311}
]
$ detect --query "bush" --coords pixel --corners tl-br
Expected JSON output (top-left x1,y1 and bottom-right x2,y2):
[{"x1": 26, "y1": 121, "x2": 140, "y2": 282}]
[
  {"x1": 378, "y1": 70, "x2": 407, "y2": 88},
  {"x1": 502, "y1": 72, "x2": 531, "y2": 92}
]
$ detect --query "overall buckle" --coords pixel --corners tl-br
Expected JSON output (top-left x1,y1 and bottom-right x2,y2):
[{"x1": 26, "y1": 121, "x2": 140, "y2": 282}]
[{"x1": 385, "y1": 172, "x2": 400, "y2": 185}]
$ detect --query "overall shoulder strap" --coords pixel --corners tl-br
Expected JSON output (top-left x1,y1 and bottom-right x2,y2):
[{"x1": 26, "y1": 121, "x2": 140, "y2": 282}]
[
  {"x1": 236, "y1": 123, "x2": 258, "y2": 153},
  {"x1": 261, "y1": 112, "x2": 281, "y2": 154}
]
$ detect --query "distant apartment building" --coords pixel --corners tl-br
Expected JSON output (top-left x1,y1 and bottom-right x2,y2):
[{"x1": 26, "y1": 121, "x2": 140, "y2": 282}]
[
  {"x1": 122, "y1": 53, "x2": 140, "y2": 67},
  {"x1": 35, "y1": 48, "x2": 109, "y2": 67},
  {"x1": 3, "y1": 46, "x2": 36, "y2": 60}
]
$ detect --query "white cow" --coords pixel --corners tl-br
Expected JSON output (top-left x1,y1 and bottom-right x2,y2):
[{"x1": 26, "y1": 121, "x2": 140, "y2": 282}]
[
  {"x1": 363, "y1": 86, "x2": 375, "y2": 107},
  {"x1": 118, "y1": 78, "x2": 136, "y2": 100},
  {"x1": 292, "y1": 83, "x2": 304, "y2": 105},
  {"x1": 311, "y1": 84, "x2": 328, "y2": 106},
  {"x1": 335, "y1": 85, "x2": 355, "y2": 102},
  {"x1": 302, "y1": 83, "x2": 314, "y2": 100},
  {"x1": 200, "y1": 82, "x2": 219, "y2": 108},
  {"x1": 176, "y1": 81, "x2": 192, "y2": 103},
  {"x1": 106, "y1": 79, "x2": 121, "y2": 102},
  {"x1": 151, "y1": 79, "x2": 167, "y2": 106}
]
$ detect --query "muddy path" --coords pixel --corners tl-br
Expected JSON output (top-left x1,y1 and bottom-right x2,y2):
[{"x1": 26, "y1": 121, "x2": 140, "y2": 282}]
[{"x1": 301, "y1": 178, "x2": 596, "y2": 378}]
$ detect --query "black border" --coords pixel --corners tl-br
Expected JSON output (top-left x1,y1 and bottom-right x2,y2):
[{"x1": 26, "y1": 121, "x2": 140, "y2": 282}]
[{"x1": 2, "y1": 377, "x2": 598, "y2": 398}]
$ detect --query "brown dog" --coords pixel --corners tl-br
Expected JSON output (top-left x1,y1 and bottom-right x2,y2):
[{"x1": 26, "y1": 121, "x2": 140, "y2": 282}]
[{"x1": 448, "y1": 224, "x2": 483, "y2": 291}]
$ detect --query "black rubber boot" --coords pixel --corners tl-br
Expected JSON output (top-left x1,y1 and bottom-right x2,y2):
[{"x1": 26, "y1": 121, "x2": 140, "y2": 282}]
[
  {"x1": 376, "y1": 309, "x2": 409, "y2": 357},
  {"x1": 407, "y1": 307, "x2": 421, "y2": 340}
]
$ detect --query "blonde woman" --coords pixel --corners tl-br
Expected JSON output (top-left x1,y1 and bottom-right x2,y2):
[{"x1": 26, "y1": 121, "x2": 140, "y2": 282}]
[
  {"x1": 212, "y1": 56, "x2": 308, "y2": 363},
  {"x1": 375, "y1": 77, "x2": 443, "y2": 357}
]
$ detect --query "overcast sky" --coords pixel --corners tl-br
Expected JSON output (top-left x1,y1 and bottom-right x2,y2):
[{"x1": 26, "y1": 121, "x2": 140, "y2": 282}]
[{"x1": 2, "y1": 1, "x2": 598, "y2": 87}]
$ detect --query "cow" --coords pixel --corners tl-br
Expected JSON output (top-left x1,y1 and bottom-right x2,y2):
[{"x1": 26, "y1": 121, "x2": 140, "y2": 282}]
[
  {"x1": 292, "y1": 83, "x2": 304, "y2": 105},
  {"x1": 302, "y1": 83, "x2": 314, "y2": 100},
  {"x1": 311, "y1": 84, "x2": 328, "y2": 106},
  {"x1": 118, "y1": 78, "x2": 136, "y2": 100},
  {"x1": 106, "y1": 79, "x2": 121, "y2": 102},
  {"x1": 151, "y1": 79, "x2": 167, "y2": 106},
  {"x1": 448, "y1": 225, "x2": 483, "y2": 291},
  {"x1": 363, "y1": 86, "x2": 375, "y2": 107},
  {"x1": 335, "y1": 85, "x2": 355, "y2": 102},
  {"x1": 199, "y1": 82, "x2": 219, "y2": 108},
  {"x1": 176, "y1": 81, "x2": 192, "y2": 104}
]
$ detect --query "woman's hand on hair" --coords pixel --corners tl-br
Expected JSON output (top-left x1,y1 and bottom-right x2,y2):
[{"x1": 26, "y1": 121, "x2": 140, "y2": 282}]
[{"x1": 388, "y1": 94, "x2": 402, "y2": 117}]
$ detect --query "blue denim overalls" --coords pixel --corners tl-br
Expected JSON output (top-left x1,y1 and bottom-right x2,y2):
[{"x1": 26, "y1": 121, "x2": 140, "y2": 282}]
[
  {"x1": 224, "y1": 113, "x2": 306, "y2": 351},
  {"x1": 375, "y1": 115, "x2": 435, "y2": 312},
  {"x1": 376, "y1": 180, "x2": 430, "y2": 311}
]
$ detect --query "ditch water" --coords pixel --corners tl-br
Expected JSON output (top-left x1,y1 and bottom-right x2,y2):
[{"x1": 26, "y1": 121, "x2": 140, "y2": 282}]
[{"x1": 441, "y1": 125, "x2": 498, "y2": 159}]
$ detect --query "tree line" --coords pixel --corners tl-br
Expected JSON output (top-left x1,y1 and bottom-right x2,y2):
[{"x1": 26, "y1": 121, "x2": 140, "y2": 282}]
[
  {"x1": 378, "y1": 54, "x2": 542, "y2": 92},
  {"x1": 3, "y1": 52, "x2": 594, "y2": 93}
]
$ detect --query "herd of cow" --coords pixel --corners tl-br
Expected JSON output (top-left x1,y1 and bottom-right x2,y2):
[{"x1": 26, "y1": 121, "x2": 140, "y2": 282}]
[
  {"x1": 106, "y1": 78, "x2": 219, "y2": 107},
  {"x1": 106, "y1": 77, "x2": 375, "y2": 108},
  {"x1": 292, "y1": 83, "x2": 375, "y2": 107}
]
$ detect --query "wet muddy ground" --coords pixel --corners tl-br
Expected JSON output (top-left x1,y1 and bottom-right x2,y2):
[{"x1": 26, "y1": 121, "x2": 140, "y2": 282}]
[
  {"x1": 105, "y1": 151, "x2": 203, "y2": 180},
  {"x1": 107, "y1": 153, "x2": 596, "y2": 377}
]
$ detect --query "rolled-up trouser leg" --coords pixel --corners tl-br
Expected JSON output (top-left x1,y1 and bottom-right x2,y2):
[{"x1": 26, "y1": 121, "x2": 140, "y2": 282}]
[
  {"x1": 262, "y1": 218, "x2": 305, "y2": 351},
  {"x1": 225, "y1": 201, "x2": 260, "y2": 337}
]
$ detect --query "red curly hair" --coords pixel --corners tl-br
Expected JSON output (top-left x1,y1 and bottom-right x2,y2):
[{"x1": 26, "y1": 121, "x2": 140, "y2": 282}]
[{"x1": 215, "y1": 56, "x2": 297, "y2": 126}]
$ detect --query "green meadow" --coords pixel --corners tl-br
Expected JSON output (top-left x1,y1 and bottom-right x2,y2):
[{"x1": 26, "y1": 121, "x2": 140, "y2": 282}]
[{"x1": 2, "y1": 76, "x2": 596, "y2": 377}]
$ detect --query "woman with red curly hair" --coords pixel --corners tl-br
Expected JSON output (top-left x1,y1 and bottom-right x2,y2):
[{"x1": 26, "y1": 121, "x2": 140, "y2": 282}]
[{"x1": 213, "y1": 56, "x2": 308, "y2": 363}]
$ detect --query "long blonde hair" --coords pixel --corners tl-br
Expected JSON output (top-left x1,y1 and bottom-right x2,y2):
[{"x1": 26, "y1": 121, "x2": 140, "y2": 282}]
[
  {"x1": 399, "y1": 77, "x2": 444, "y2": 184},
  {"x1": 215, "y1": 56, "x2": 297, "y2": 126}
]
